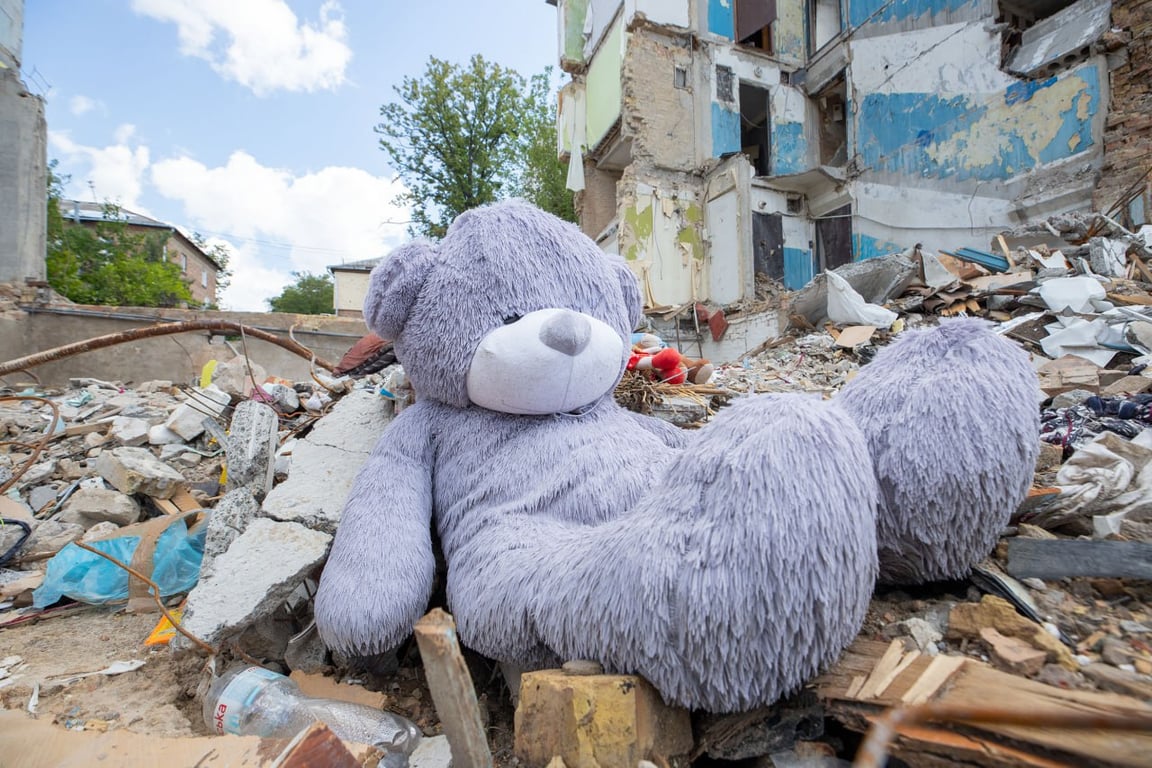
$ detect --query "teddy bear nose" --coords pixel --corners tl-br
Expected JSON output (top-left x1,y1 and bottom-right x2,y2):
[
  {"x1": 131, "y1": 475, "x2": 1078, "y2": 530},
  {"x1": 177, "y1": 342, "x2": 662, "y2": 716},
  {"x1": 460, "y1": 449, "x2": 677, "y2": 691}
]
[{"x1": 539, "y1": 310, "x2": 592, "y2": 356}]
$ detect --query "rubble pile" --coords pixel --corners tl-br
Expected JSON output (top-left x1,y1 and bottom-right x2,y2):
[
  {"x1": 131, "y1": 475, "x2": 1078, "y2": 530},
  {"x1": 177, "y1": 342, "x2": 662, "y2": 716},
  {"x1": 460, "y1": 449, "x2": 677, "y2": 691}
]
[{"x1": 3, "y1": 210, "x2": 1152, "y2": 766}]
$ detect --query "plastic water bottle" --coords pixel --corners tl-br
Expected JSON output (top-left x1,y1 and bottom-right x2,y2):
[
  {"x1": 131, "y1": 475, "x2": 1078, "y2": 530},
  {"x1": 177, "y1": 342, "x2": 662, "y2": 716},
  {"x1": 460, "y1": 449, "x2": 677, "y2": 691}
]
[{"x1": 203, "y1": 666, "x2": 422, "y2": 758}]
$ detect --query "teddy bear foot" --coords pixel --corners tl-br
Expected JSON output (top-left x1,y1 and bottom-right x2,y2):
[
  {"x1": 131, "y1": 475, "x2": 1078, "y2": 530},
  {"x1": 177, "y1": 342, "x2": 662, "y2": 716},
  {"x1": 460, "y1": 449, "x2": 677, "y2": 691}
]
[
  {"x1": 838, "y1": 318, "x2": 1041, "y2": 584},
  {"x1": 520, "y1": 393, "x2": 880, "y2": 711}
]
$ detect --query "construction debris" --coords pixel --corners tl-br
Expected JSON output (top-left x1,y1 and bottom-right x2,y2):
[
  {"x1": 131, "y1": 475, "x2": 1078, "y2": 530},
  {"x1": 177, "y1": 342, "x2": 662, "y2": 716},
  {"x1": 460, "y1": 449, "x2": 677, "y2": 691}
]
[{"x1": 4, "y1": 203, "x2": 1152, "y2": 766}]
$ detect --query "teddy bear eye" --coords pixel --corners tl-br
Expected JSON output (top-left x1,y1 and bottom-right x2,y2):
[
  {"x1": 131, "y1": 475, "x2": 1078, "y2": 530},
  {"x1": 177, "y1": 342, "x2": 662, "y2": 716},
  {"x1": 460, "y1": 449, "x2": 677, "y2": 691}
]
[{"x1": 502, "y1": 314, "x2": 522, "y2": 325}]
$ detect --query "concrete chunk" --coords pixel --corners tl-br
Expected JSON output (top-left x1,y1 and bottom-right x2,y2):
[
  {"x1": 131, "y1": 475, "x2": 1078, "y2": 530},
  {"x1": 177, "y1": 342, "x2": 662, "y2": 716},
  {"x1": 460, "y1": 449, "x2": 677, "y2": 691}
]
[
  {"x1": 261, "y1": 390, "x2": 392, "y2": 534},
  {"x1": 223, "y1": 400, "x2": 279, "y2": 500},
  {"x1": 790, "y1": 253, "x2": 917, "y2": 327},
  {"x1": 95, "y1": 447, "x2": 186, "y2": 499},
  {"x1": 110, "y1": 416, "x2": 150, "y2": 446},
  {"x1": 199, "y1": 488, "x2": 260, "y2": 579},
  {"x1": 175, "y1": 518, "x2": 331, "y2": 649},
  {"x1": 148, "y1": 424, "x2": 185, "y2": 446},
  {"x1": 58, "y1": 488, "x2": 141, "y2": 527},
  {"x1": 164, "y1": 386, "x2": 231, "y2": 441}
]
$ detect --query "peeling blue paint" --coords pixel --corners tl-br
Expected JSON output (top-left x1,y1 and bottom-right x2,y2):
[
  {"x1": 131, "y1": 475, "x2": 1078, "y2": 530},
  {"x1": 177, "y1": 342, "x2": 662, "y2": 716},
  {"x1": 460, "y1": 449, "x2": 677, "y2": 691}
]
[
  {"x1": 772, "y1": 122, "x2": 808, "y2": 176},
  {"x1": 857, "y1": 91, "x2": 984, "y2": 176},
  {"x1": 712, "y1": 102, "x2": 741, "y2": 156},
  {"x1": 1004, "y1": 76, "x2": 1057, "y2": 106},
  {"x1": 854, "y1": 233, "x2": 906, "y2": 261},
  {"x1": 855, "y1": 65, "x2": 1100, "y2": 181},
  {"x1": 708, "y1": 0, "x2": 733, "y2": 38},
  {"x1": 849, "y1": 0, "x2": 979, "y2": 28},
  {"x1": 1040, "y1": 66, "x2": 1099, "y2": 165},
  {"x1": 783, "y1": 247, "x2": 815, "y2": 289}
]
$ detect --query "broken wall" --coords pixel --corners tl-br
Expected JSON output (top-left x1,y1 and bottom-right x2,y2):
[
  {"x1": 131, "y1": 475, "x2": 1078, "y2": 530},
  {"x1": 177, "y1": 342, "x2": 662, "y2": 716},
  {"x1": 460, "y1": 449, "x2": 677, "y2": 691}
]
[
  {"x1": 617, "y1": 168, "x2": 708, "y2": 307},
  {"x1": 620, "y1": 24, "x2": 696, "y2": 171},
  {"x1": 1093, "y1": 0, "x2": 1152, "y2": 224},
  {"x1": 848, "y1": 14, "x2": 1108, "y2": 259},
  {"x1": 0, "y1": 303, "x2": 370, "y2": 386}
]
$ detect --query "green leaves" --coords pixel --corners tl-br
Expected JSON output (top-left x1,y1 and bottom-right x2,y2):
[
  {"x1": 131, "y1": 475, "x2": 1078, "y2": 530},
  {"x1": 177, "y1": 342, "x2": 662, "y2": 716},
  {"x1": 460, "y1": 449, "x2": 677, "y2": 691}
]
[
  {"x1": 377, "y1": 55, "x2": 576, "y2": 239},
  {"x1": 45, "y1": 167, "x2": 195, "y2": 308},
  {"x1": 267, "y1": 271, "x2": 334, "y2": 315}
]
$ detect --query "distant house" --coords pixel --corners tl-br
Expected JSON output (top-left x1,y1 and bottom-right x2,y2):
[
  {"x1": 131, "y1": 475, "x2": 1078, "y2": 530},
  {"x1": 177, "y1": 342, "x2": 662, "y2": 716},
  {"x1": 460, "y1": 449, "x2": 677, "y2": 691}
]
[
  {"x1": 59, "y1": 200, "x2": 222, "y2": 306},
  {"x1": 328, "y1": 257, "x2": 381, "y2": 319}
]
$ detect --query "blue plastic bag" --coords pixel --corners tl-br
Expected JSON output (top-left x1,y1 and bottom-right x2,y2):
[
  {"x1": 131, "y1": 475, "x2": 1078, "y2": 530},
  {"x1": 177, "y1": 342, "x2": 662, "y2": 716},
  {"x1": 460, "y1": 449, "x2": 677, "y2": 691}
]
[{"x1": 33, "y1": 520, "x2": 206, "y2": 608}]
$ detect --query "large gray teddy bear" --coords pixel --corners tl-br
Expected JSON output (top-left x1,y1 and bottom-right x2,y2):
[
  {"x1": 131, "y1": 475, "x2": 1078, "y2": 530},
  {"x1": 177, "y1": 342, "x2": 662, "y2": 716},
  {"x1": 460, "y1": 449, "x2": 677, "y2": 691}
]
[{"x1": 315, "y1": 200, "x2": 1039, "y2": 712}]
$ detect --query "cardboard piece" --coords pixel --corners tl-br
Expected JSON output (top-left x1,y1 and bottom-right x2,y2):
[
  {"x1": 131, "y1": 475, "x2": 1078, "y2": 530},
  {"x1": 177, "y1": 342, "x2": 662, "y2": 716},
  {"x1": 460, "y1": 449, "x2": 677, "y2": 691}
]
[{"x1": 834, "y1": 325, "x2": 877, "y2": 348}]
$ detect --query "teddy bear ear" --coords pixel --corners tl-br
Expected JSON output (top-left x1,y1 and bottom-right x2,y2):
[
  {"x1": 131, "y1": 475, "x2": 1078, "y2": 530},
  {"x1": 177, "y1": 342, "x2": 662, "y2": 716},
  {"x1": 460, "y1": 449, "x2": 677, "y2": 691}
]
[
  {"x1": 363, "y1": 240, "x2": 436, "y2": 340},
  {"x1": 611, "y1": 258, "x2": 644, "y2": 329}
]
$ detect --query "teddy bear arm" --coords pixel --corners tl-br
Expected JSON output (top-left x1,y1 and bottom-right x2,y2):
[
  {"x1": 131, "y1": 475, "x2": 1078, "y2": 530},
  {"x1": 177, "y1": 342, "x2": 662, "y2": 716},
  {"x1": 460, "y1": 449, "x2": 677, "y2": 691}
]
[{"x1": 314, "y1": 411, "x2": 437, "y2": 655}]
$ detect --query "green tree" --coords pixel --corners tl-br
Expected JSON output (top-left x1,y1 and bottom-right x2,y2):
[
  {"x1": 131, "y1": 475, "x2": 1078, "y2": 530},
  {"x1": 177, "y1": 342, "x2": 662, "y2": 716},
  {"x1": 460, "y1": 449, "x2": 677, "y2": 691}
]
[
  {"x1": 377, "y1": 55, "x2": 575, "y2": 238},
  {"x1": 267, "y1": 271, "x2": 334, "y2": 314},
  {"x1": 46, "y1": 163, "x2": 194, "y2": 308},
  {"x1": 514, "y1": 69, "x2": 576, "y2": 223},
  {"x1": 190, "y1": 232, "x2": 234, "y2": 299}
]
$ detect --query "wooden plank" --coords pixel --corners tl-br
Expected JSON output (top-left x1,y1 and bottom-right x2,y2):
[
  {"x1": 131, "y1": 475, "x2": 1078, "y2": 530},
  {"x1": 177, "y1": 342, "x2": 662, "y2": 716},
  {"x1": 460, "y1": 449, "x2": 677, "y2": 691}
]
[
  {"x1": 856, "y1": 640, "x2": 905, "y2": 700},
  {"x1": 1130, "y1": 254, "x2": 1152, "y2": 284},
  {"x1": 1007, "y1": 539, "x2": 1152, "y2": 580},
  {"x1": 815, "y1": 638, "x2": 1152, "y2": 768},
  {"x1": 413, "y1": 609, "x2": 493, "y2": 768},
  {"x1": 1108, "y1": 292, "x2": 1152, "y2": 306},
  {"x1": 169, "y1": 487, "x2": 203, "y2": 513},
  {"x1": 900, "y1": 654, "x2": 966, "y2": 705}
]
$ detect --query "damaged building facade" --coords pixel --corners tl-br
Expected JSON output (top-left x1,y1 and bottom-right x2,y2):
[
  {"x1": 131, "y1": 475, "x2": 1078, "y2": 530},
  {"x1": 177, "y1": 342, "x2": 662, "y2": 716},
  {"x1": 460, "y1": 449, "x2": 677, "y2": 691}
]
[{"x1": 549, "y1": 0, "x2": 1142, "y2": 307}]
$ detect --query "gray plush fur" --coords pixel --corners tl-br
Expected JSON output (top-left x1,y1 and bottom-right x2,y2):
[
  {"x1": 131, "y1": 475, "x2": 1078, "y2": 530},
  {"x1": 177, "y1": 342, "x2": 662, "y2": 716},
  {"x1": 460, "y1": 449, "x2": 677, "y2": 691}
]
[
  {"x1": 837, "y1": 318, "x2": 1040, "y2": 584},
  {"x1": 314, "y1": 200, "x2": 880, "y2": 711}
]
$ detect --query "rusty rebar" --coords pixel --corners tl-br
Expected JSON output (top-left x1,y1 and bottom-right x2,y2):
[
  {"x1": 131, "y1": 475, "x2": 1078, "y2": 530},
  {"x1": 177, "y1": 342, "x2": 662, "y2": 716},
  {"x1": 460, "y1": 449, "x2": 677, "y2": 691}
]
[
  {"x1": 72, "y1": 539, "x2": 218, "y2": 656},
  {"x1": 0, "y1": 396, "x2": 61, "y2": 496},
  {"x1": 0, "y1": 319, "x2": 335, "y2": 378},
  {"x1": 853, "y1": 703, "x2": 1152, "y2": 768}
]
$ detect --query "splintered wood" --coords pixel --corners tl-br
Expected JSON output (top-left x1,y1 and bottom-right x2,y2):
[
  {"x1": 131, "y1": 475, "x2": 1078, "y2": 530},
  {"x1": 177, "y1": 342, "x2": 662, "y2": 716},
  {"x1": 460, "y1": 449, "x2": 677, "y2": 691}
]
[{"x1": 815, "y1": 639, "x2": 1152, "y2": 767}]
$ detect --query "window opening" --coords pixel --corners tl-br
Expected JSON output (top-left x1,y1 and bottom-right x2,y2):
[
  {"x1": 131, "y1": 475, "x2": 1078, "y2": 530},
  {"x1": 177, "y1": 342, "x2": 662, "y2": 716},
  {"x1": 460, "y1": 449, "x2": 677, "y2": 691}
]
[
  {"x1": 736, "y1": 0, "x2": 776, "y2": 54},
  {"x1": 739, "y1": 82, "x2": 772, "y2": 177}
]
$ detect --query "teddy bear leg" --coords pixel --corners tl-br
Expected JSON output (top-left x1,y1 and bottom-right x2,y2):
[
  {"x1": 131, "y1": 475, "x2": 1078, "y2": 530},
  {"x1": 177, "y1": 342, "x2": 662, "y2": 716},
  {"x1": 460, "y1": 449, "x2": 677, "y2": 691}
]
[
  {"x1": 837, "y1": 318, "x2": 1040, "y2": 584},
  {"x1": 531, "y1": 394, "x2": 879, "y2": 712}
]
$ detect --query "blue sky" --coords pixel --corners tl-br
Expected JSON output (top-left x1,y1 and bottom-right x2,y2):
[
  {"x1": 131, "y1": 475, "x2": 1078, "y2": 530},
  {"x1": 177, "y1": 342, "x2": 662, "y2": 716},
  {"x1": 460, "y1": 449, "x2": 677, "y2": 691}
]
[{"x1": 21, "y1": 1, "x2": 561, "y2": 310}]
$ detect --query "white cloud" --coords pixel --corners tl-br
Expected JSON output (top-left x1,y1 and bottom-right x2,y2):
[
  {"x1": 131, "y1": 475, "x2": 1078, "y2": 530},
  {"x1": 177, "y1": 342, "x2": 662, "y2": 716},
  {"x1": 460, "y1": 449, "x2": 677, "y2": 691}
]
[
  {"x1": 131, "y1": 0, "x2": 351, "y2": 95},
  {"x1": 69, "y1": 95, "x2": 104, "y2": 116},
  {"x1": 49, "y1": 130, "x2": 151, "y2": 210},
  {"x1": 150, "y1": 151, "x2": 410, "y2": 310},
  {"x1": 46, "y1": 128, "x2": 408, "y2": 311},
  {"x1": 113, "y1": 123, "x2": 137, "y2": 145}
]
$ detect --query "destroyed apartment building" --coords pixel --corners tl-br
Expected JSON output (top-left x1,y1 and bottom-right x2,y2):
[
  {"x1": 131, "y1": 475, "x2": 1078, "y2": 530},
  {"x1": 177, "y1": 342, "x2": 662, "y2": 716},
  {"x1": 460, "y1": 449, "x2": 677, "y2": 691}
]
[
  {"x1": 5, "y1": 0, "x2": 1152, "y2": 767},
  {"x1": 548, "y1": 0, "x2": 1150, "y2": 356}
]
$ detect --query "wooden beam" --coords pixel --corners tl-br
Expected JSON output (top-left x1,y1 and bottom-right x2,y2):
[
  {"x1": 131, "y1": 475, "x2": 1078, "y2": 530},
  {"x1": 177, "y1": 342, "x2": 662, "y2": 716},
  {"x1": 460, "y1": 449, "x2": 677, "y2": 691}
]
[
  {"x1": 813, "y1": 639, "x2": 1152, "y2": 767},
  {"x1": 413, "y1": 609, "x2": 493, "y2": 768}
]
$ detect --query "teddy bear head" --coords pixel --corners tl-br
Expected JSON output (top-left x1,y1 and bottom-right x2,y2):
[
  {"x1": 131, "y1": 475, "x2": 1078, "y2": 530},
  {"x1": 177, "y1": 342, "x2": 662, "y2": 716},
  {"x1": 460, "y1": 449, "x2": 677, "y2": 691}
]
[{"x1": 364, "y1": 200, "x2": 642, "y2": 414}]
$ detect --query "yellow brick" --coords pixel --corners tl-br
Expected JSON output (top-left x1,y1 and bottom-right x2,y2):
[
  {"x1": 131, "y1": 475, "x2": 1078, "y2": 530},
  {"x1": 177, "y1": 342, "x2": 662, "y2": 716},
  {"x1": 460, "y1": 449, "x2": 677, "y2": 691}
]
[{"x1": 514, "y1": 670, "x2": 692, "y2": 768}]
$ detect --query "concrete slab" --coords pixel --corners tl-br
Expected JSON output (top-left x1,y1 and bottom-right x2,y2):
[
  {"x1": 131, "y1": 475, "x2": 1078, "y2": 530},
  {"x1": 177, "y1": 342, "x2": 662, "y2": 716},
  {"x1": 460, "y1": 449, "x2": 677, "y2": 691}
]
[
  {"x1": 789, "y1": 253, "x2": 917, "y2": 327},
  {"x1": 260, "y1": 390, "x2": 393, "y2": 534},
  {"x1": 199, "y1": 488, "x2": 260, "y2": 579},
  {"x1": 1006, "y1": 0, "x2": 1111, "y2": 77},
  {"x1": 175, "y1": 518, "x2": 331, "y2": 650},
  {"x1": 223, "y1": 400, "x2": 279, "y2": 500},
  {"x1": 95, "y1": 447, "x2": 186, "y2": 499}
]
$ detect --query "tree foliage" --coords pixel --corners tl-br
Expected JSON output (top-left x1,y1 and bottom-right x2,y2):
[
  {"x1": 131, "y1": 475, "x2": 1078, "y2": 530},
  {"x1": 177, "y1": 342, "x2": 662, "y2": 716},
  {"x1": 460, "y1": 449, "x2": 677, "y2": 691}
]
[
  {"x1": 377, "y1": 55, "x2": 575, "y2": 238},
  {"x1": 46, "y1": 163, "x2": 194, "y2": 308},
  {"x1": 189, "y1": 232, "x2": 234, "y2": 298},
  {"x1": 514, "y1": 69, "x2": 577, "y2": 223},
  {"x1": 267, "y1": 271, "x2": 334, "y2": 315}
]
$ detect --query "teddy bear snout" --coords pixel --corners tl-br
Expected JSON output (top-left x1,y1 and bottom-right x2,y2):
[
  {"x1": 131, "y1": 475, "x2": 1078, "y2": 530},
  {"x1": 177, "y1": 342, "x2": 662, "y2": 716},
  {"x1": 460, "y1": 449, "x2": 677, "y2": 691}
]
[{"x1": 539, "y1": 309, "x2": 592, "y2": 357}]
